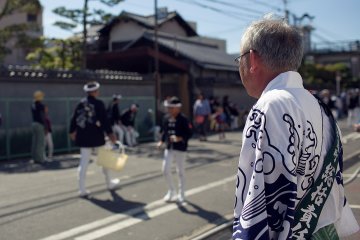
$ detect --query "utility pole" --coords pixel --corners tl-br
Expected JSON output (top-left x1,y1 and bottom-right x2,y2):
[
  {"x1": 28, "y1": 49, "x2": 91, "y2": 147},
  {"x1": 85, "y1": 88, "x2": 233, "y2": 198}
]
[
  {"x1": 283, "y1": 0, "x2": 289, "y2": 23},
  {"x1": 154, "y1": 0, "x2": 161, "y2": 123},
  {"x1": 82, "y1": 0, "x2": 88, "y2": 70}
]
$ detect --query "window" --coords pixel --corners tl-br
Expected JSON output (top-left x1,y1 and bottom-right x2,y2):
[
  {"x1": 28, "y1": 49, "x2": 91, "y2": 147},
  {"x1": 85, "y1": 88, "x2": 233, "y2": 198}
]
[{"x1": 27, "y1": 14, "x2": 37, "y2": 22}]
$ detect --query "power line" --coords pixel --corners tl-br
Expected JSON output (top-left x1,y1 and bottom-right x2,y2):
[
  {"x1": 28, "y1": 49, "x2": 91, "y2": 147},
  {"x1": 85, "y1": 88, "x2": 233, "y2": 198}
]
[
  {"x1": 188, "y1": 16, "x2": 243, "y2": 26},
  {"x1": 176, "y1": 0, "x2": 259, "y2": 21},
  {"x1": 312, "y1": 32, "x2": 333, "y2": 44},
  {"x1": 314, "y1": 25, "x2": 344, "y2": 41},
  {"x1": 204, "y1": 24, "x2": 247, "y2": 35},
  {"x1": 202, "y1": 0, "x2": 265, "y2": 15}
]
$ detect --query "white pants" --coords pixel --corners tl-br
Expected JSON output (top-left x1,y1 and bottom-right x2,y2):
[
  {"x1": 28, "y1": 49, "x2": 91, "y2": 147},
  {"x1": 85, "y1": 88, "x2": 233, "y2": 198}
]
[
  {"x1": 162, "y1": 149, "x2": 186, "y2": 194},
  {"x1": 153, "y1": 126, "x2": 161, "y2": 142},
  {"x1": 231, "y1": 115, "x2": 239, "y2": 130},
  {"x1": 45, "y1": 132, "x2": 54, "y2": 159},
  {"x1": 347, "y1": 107, "x2": 360, "y2": 127},
  {"x1": 78, "y1": 147, "x2": 112, "y2": 193},
  {"x1": 112, "y1": 124, "x2": 125, "y2": 144},
  {"x1": 124, "y1": 126, "x2": 137, "y2": 147}
]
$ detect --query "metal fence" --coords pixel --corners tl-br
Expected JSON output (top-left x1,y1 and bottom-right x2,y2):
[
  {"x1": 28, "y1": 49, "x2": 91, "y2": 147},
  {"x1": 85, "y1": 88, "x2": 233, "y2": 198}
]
[{"x1": 0, "y1": 96, "x2": 155, "y2": 161}]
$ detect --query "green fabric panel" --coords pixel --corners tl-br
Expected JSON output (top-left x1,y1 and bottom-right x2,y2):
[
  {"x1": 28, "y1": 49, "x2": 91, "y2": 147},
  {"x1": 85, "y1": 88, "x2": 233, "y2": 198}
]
[{"x1": 312, "y1": 224, "x2": 339, "y2": 240}]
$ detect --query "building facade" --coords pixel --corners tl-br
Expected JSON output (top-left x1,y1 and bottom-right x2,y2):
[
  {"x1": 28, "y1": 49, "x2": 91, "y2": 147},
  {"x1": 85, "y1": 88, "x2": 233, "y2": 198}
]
[
  {"x1": 0, "y1": 0, "x2": 43, "y2": 65},
  {"x1": 87, "y1": 10, "x2": 252, "y2": 116}
]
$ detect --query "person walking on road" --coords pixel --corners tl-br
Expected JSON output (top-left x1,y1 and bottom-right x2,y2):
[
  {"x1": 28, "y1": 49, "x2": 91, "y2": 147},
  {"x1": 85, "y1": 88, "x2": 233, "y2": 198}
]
[
  {"x1": 69, "y1": 81, "x2": 120, "y2": 197},
  {"x1": 107, "y1": 94, "x2": 125, "y2": 144},
  {"x1": 157, "y1": 96, "x2": 193, "y2": 203},
  {"x1": 233, "y1": 14, "x2": 359, "y2": 239},
  {"x1": 347, "y1": 89, "x2": 360, "y2": 127},
  {"x1": 193, "y1": 93, "x2": 211, "y2": 141},
  {"x1": 31, "y1": 90, "x2": 47, "y2": 164}
]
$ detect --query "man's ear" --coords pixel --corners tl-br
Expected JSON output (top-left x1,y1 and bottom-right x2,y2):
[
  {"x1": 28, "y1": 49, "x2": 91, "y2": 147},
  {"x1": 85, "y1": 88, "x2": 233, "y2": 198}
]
[{"x1": 249, "y1": 49, "x2": 258, "y2": 73}]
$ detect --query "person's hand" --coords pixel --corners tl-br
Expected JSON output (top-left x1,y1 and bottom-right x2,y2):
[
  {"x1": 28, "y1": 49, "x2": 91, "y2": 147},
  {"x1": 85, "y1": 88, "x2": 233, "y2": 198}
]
[
  {"x1": 69, "y1": 132, "x2": 76, "y2": 141},
  {"x1": 156, "y1": 141, "x2": 163, "y2": 149},
  {"x1": 354, "y1": 123, "x2": 360, "y2": 132},
  {"x1": 170, "y1": 135, "x2": 183, "y2": 143},
  {"x1": 108, "y1": 133, "x2": 117, "y2": 144}
]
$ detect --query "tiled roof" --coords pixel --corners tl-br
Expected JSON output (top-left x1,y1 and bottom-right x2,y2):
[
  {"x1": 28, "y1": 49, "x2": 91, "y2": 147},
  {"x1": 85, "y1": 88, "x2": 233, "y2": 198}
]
[
  {"x1": 141, "y1": 32, "x2": 238, "y2": 72},
  {"x1": 99, "y1": 11, "x2": 197, "y2": 37}
]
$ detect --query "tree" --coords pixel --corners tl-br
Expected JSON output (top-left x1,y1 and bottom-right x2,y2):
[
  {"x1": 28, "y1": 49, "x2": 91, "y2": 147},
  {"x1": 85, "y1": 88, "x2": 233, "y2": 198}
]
[
  {"x1": 26, "y1": 37, "x2": 82, "y2": 70},
  {"x1": 0, "y1": 0, "x2": 42, "y2": 62},
  {"x1": 52, "y1": 0, "x2": 124, "y2": 69},
  {"x1": 299, "y1": 61, "x2": 352, "y2": 90}
]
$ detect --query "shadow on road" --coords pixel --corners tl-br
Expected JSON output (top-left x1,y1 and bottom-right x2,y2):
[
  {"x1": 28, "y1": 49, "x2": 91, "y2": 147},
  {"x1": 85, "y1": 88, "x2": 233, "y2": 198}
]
[
  {"x1": 177, "y1": 200, "x2": 228, "y2": 225},
  {"x1": 0, "y1": 157, "x2": 80, "y2": 174},
  {"x1": 88, "y1": 190, "x2": 149, "y2": 219}
]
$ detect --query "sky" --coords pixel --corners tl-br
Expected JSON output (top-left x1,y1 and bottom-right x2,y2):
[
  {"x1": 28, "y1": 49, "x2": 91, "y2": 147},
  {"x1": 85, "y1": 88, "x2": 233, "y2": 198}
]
[{"x1": 39, "y1": 0, "x2": 360, "y2": 54}]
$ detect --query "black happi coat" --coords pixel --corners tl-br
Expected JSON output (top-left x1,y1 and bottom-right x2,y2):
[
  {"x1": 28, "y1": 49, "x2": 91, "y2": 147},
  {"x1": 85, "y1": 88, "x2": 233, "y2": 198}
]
[
  {"x1": 108, "y1": 102, "x2": 121, "y2": 126},
  {"x1": 161, "y1": 113, "x2": 193, "y2": 152},
  {"x1": 121, "y1": 108, "x2": 137, "y2": 127},
  {"x1": 31, "y1": 101, "x2": 46, "y2": 126},
  {"x1": 70, "y1": 96, "x2": 112, "y2": 147}
]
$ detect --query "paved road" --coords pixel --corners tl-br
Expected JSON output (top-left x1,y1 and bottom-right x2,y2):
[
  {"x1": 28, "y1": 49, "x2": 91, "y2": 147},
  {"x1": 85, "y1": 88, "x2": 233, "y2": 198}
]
[{"x1": 0, "y1": 121, "x2": 359, "y2": 240}]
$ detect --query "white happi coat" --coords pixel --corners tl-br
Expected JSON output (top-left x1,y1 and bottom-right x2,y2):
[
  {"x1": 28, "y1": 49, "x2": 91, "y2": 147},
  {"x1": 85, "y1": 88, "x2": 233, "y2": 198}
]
[{"x1": 233, "y1": 71, "x2": 359, "y2": 239}]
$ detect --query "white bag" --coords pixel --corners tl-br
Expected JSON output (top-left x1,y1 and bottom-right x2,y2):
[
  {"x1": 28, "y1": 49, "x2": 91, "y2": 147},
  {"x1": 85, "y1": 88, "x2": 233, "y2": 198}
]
[{"x1": 97, "y1": 142, "x2": 128, "y2": 171}]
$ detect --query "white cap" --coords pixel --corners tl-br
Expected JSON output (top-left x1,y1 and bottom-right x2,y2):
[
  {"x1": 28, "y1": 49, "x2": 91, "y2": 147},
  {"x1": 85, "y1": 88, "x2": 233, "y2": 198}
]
[{"x1": 112, "y1": 94, "x2": 122, "y2": 100}]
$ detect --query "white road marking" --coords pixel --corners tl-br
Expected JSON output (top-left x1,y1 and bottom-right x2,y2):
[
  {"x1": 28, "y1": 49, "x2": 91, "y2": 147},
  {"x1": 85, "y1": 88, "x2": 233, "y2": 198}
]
[
  {"x1": 343, "y1": 174, "x2": 360, "y2": 178},
  {"x1": 350, "y1": 205, "x2": 360, "y2": 209},
  {"x1": 341, "y1": 132, "x2": 360, "y2": 162},
  {"x1": 343, "y1": 150, "x2": 360, "y2": 163},
  {"x1": 75, "y1": 203, "x2": 180, "y2": 240},
  {"x1": 40, "y1": 176, "x2": 235, "y2": 240},
  {"x1": 39, "y1": 200, "x2": 166, "y2": 240}
]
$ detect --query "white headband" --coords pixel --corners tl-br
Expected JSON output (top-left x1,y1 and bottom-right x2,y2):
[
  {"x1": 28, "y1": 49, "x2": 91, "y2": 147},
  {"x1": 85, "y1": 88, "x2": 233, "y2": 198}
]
[
  {"x1": 83, "y1": 82, "x2": 100, "y2": 92},
  {"x1": 164, "y1": 101, "x2": 182, "y2": 107}
]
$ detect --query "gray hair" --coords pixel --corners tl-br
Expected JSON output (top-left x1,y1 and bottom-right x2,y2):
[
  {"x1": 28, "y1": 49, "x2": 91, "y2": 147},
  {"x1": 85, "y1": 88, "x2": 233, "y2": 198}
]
[{"x1": 241, "y1": 14, "x2": 304, "y2": 72}]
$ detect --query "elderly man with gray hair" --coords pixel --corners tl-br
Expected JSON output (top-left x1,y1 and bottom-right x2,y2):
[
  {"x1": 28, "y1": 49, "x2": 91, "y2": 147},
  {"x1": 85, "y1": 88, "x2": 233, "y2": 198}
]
[{"x1": 233, "y1": 14, "x2": 359, "y2": 239}]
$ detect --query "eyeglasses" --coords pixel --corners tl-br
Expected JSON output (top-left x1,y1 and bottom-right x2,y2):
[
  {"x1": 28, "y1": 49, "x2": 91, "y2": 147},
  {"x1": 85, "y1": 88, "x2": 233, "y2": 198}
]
[{"x1": 234, "y1": 51, "x2": 251, "y2": 65}]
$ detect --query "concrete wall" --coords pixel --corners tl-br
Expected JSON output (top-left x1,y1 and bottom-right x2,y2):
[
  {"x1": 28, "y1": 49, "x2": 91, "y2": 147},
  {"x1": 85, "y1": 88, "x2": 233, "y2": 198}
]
[
  {"x1": 0, "y1": 74, "x2": 157, "y2": 159},
  {"x1": 0, "y1": 75, "x2": 155, "y2": 130},
  {"x1": 0, "y1": 77, "x2": 154, "y2": 99}
]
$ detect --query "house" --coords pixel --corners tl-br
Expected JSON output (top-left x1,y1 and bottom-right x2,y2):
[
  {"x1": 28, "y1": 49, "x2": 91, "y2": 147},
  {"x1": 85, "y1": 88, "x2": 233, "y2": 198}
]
[
  {"x1": 0, "y1": 0, "x2": 43, "y2": 65},
  {"x1": 87, "y1": 9, "x2": 250, "y2": 116},
  {"x1": 308, "y1": 40, "x2": 360, "y2": 82}
]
